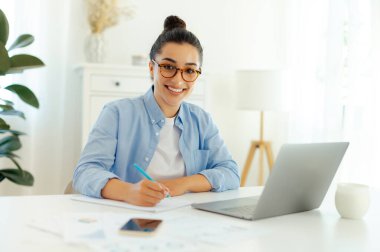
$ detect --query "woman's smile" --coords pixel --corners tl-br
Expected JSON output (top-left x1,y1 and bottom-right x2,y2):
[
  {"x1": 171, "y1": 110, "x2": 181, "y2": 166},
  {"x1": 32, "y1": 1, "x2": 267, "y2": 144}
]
[{"x1": 165, "y1": 85, "x2": 186, "y2": 95}]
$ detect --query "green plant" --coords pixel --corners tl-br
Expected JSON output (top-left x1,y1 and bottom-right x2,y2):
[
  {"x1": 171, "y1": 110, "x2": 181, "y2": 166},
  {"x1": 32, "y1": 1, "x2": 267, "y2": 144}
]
[{"x1": 0, "y1": 9, "x2": 44, "y2": 186}]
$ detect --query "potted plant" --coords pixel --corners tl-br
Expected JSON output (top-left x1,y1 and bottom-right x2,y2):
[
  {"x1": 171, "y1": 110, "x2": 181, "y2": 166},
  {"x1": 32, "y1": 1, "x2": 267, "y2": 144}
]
[{"x1": 0, "y1": 9, "x2": 44, "y2": 186}]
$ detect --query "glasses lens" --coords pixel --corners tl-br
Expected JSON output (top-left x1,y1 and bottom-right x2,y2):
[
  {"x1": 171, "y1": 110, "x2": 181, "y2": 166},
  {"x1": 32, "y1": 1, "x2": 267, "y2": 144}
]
[
  {"x1": 182, "y1": 68, "x2": 199, "y2": 82},
  {"x1": 160, "y1": 64, "x2": 177, "y2": 78}
]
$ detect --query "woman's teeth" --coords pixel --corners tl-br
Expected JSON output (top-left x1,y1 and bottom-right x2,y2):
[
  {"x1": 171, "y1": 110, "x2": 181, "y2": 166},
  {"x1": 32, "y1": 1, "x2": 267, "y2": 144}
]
[{"x1": 168, "y1": 86, "x2": 183, "y2": 93}]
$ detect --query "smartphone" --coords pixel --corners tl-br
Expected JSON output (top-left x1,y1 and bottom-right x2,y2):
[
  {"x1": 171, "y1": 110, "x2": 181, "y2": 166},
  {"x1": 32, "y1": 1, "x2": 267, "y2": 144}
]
[{"x1": 119, "y1": 218, "x2": 162, "y2": 236}]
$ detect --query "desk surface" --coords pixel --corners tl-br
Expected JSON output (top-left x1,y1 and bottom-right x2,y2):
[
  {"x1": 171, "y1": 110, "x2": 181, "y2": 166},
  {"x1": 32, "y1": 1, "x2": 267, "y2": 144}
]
[{"x1": 0, "y1": 186, "x2": 379, "y2": 252}]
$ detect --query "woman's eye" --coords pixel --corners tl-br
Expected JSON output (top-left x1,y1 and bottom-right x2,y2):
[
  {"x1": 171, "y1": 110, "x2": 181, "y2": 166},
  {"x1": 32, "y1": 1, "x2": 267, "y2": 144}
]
[
  {"x1": 163, "y1": 65, "x2": 175, "y2": 70},
  {"x1": 185, "y1": 68, "x2": 196, "y2": 74}
]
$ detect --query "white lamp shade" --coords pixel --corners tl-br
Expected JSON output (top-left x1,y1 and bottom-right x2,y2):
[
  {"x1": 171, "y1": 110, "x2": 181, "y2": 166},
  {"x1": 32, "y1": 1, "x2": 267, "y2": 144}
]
[{"x1": 236, "y1": 70, "x2": 281, "y2": 111}]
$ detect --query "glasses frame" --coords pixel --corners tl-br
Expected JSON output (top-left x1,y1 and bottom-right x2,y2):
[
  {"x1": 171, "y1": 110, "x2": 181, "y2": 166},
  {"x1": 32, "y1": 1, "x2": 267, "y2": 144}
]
[{"x1": 151, "y1": 59, "x2": 202, "y2": 82}]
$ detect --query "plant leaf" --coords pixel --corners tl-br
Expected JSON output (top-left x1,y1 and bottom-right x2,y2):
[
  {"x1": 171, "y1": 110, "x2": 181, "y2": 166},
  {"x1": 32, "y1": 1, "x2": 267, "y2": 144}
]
[
  {"x1": 0, "y1": 104, "x2": 25, "y2": 119},
  {"x1": 0, "y1": 129, "x2": 25, "y2": 135},
  {"x1": 0, "y1": 9, "x2": 9, "y2": 45},
  {"x1": 0, "y1": 168, "x2": 34, "y2": 186},
  {"x1": 0, "y1": 117, "x2": 10, "y2": 130},
  {"x1": 7, "y1": 54, "x2": 44, "y2": 74},
  {"x1": 0, "y1": 41, "x2": 10, "y2": 75},
  {"x1": 0, "y1": 135, "x2": 21, "y2": 153},
  {"x1": 0, "y1": 152, "x2": 20, "y2": 159},
  {"x1": 5, "y1": 84, "x2": 39, "y2": 108},
  {"x1": 8, "y1": 34, "x2": 34, "y2": 51},
  {"x1": 0, "y1": 98, "x2": 14, "y2": 106}
]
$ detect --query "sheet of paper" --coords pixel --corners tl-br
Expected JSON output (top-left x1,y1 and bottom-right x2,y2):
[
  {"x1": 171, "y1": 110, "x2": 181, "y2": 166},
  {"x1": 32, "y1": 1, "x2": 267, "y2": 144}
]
[
  {"x1": 90, "y1": 213, "x2": 266, "y2": 251},
  {"x1": 71, "y1": 195, "x2": 191, "y2": 212},
  {"x1": 28, "y1": 212, "x2": 267, "y2": 251},
  {"x1": 28, "y1": 215, "x2": 63, "y2": 237}
]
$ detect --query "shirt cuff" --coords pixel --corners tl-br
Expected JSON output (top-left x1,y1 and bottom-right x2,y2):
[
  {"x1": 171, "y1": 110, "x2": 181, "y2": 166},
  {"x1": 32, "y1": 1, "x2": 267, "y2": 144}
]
[
  {"x1": 75, "y1": 168, "x2": 120, "y2": 198},
  {"x1": 94, "y1": 174, "x2": 120, "y2": 198},
  {"x1": 198, "y1": 169, "x2": 225, "y2": 192}
]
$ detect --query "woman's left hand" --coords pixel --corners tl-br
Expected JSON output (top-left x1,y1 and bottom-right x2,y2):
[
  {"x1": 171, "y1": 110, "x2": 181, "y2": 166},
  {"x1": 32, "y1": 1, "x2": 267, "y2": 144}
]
[
  {"x1": 159, "y1": 174, "x2": 212, "y2": 197},
  {"x1": 159, "y1": 177, "x2": 188, "y2": 196}
]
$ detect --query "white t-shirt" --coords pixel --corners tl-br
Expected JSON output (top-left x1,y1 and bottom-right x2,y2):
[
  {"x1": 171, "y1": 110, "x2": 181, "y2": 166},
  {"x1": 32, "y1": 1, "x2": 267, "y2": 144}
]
[{"x1": 145, "y1": 117, "x2": 186, "y2": 180}]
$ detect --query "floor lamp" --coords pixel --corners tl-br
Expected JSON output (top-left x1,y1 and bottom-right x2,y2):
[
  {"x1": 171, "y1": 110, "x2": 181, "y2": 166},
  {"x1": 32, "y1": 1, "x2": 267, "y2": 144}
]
[{"x1": 236, "y1": 70, "x2": 281, "y2": 186}]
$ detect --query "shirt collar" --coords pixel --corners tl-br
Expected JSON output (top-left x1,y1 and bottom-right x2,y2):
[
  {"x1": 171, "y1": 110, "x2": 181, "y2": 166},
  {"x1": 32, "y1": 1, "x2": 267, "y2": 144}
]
[{"x1": 143, "y1": 85, "x2": 185, "y2": 129}]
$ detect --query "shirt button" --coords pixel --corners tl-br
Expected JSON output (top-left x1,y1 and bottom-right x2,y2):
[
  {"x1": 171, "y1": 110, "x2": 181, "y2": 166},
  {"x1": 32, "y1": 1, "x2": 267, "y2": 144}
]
[
  {"x1": 145, "y1": 157, "x2": 149, "y2": 162},
  {"x1": 161, "y1": 119, "x2": 164, "y2": 123},
  {"x1": 155, "y1": 132, "x2": 159, "y2": 136},
  {"x1": 151, "y1": 119, "x2": 155, "y2": 123}
]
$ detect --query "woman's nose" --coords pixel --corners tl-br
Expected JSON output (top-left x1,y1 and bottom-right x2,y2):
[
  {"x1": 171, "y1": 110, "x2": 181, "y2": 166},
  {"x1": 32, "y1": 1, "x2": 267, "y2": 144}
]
[{"x1": 172, "y1": 70, "x2": 186, "y2": 84}]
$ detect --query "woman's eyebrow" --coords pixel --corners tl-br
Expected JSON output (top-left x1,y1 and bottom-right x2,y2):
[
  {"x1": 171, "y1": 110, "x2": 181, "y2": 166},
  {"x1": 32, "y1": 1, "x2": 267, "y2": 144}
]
[
  {"x1": 161, "y1": 57, "x2": 176, "y2": 63},
  {"x1": 185, "y1": 63, "x2": 198, "y2": 66},
  {"x1": 161, "y1": 58, "x2": 198, "y2": 67}
]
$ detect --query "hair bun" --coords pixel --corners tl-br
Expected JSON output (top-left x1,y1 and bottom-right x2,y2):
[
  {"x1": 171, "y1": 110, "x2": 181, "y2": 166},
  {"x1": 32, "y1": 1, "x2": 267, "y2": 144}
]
[{"x1": 164, "y1": 15, "x2": 186, "y2": 31}]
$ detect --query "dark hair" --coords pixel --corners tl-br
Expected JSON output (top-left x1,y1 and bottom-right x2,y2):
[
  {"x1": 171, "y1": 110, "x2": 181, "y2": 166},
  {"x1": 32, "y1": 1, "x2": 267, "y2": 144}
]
[{"x1": 149, "y1": 15, "x2": 203, "y2": 66}]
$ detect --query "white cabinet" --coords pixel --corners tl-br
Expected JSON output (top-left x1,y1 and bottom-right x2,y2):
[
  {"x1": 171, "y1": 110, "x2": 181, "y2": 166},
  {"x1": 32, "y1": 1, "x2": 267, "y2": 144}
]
[{"x1": 77, "y1": 64, "x2": 206, "y2": 147}]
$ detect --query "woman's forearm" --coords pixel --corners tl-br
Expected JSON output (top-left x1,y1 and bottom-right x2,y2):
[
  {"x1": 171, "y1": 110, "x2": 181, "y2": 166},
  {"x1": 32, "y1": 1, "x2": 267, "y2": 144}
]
[
  {"x1": 101, "y1": 178, "x2": 131, "y2": 201},
  {"x1": 160, "y1": 174, "x2": 212, "y2": 196},
  {"x1": 184, "y1": 174, "x2": 212, "y2": 192}
]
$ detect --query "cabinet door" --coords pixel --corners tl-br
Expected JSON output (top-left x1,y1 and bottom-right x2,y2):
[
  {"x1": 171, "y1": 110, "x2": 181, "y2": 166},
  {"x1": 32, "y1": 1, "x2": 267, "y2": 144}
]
[{"x1": 90, "y1": 74, "x2": 151, "y2": 93}]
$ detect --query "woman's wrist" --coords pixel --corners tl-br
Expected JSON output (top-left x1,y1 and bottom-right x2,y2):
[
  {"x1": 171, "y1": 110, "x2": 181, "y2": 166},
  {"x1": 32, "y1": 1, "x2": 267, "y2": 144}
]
[{"x1": 101, "y1": 178, "x2": 131, "y2": 201}]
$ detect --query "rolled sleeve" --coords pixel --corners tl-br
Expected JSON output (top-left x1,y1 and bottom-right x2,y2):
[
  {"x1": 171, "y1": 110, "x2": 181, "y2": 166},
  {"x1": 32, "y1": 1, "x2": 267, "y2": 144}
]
[
  {"x1": 199, "y1": 165, "x2": 240, "y2": 192},
  {"x1": 73, "y1": 166, "x2": 119, "y2": 198}
]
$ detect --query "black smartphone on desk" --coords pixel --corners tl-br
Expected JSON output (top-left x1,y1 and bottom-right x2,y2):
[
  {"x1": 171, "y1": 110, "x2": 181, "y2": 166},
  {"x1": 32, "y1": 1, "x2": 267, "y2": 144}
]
[{"x1": 119, "y1": 218, "x2": 163, "y2": 236}]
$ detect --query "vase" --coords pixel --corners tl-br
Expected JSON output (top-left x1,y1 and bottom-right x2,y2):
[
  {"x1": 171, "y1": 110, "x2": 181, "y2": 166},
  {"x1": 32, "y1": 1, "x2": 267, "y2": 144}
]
[{"x1": 84, "y1": 33, "x2": 105, "y2": 63}]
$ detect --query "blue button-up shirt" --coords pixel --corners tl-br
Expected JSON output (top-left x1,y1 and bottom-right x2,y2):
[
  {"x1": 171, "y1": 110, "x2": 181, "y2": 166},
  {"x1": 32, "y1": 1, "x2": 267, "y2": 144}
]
[{"x1": 73, "y1": 87, "x2": 240, "y2": 198}]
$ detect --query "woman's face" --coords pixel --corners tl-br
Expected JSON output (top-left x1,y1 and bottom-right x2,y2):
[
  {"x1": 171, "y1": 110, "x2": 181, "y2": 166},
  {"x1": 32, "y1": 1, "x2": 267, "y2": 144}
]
[{"x1": 149, "y1": 42, "x2": 201, "y2": 117}]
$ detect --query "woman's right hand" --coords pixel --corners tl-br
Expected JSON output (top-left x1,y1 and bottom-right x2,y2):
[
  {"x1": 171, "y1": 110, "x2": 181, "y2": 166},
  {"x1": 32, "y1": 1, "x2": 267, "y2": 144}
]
[
  {"x1": 101, "y1": 178, "x2": 169, "y2": 207},
  {"x1": 126, "y1": 179, "x2": 169, "y2": 206}
]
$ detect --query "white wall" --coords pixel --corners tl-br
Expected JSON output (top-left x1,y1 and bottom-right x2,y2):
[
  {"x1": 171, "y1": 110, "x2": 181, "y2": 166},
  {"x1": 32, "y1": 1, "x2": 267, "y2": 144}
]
[{"x1": 0, "y1": 0, "x2": 287, "y2": 195}]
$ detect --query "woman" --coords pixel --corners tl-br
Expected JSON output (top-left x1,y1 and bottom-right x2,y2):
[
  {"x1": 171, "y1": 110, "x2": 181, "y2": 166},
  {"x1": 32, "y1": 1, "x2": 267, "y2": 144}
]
[{"x1": 73, "y1": 15, "x2": 240, "y2": 206}]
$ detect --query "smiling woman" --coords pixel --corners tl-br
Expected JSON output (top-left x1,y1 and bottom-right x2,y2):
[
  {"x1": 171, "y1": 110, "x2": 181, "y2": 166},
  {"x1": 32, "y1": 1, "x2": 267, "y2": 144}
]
[{"x1": 72, "y1": 15, "x2": 240, "y2": 207}]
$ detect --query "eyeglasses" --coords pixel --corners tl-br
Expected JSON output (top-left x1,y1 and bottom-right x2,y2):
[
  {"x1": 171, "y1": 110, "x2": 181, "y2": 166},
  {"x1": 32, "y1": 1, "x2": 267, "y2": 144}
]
[{"x1": 151, "y1": 59, "x2": 202, "y2": 82}]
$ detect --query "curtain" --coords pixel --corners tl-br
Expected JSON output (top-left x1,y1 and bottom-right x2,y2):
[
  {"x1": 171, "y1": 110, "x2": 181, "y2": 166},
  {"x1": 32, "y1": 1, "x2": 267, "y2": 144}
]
[{"x1": 284, "y1": 0, "x2": 380, "y2": 187}]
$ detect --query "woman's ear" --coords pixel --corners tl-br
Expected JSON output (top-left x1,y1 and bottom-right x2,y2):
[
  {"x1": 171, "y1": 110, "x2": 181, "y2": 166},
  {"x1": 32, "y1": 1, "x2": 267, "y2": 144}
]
[{"x1": 149, "y1": 61, "x2": 154, "y2": 80}]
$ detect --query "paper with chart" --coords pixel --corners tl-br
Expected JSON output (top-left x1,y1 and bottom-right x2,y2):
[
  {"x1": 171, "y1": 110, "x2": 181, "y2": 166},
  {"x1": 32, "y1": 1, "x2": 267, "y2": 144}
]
[{"x1": 71, "y1": 195, "x2": 191, "y2": 212}]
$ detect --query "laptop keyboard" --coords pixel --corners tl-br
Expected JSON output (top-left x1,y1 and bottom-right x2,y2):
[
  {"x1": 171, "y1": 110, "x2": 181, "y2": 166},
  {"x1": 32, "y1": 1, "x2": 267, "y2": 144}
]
[{"x1": 221, "y1": 204, "x2": 256, "y2": 216}]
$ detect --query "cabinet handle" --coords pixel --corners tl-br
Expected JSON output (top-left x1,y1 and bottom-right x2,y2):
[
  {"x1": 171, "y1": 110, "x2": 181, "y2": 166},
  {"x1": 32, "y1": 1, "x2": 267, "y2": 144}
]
[{"x1": 115, "y1": 81, "x2": 120, "y2": 86}]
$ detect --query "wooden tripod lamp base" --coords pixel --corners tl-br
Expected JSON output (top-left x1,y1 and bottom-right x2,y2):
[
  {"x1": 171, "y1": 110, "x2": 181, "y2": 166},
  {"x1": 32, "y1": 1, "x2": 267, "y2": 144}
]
[
  {"x1": 236, "y1": 69, "x2": 281, "y2": 185},
  {"x1": 240, "y1": 140, "x2": 274, "y2": 186}
]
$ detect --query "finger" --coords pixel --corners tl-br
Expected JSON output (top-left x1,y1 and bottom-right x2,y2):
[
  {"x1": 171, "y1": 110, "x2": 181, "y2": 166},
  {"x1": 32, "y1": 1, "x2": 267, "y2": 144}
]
[
  {"x1": 158, "y1": 183, "x2": 171, "y2": 197},
  {"x1": 135, "y1": 199, "x2": 157, "y2": 207},
  {"x1": 140, "y1": 194, "x2": 162, "y2": 205},
  {"x1": 144, "y1": 180, "x2": 166, "y2": 192},
  {"x1": 158, "y1": 183, "x2": 170, "y2": 192},
  {"x1": 141, "y1": 186, "x2": 165, "y2": 199}
]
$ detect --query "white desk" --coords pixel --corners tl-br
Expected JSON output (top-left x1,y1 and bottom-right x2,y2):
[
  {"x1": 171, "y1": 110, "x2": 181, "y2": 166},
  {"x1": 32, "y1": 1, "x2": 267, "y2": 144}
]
[{"x1": 0, "y1": 186, "x2": 379, "y2": 252}]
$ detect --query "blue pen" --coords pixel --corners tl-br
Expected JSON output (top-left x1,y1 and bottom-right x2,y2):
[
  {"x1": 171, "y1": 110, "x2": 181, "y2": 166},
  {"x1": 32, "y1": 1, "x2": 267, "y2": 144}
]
[{"x1": 133, "y1": 163, "x2": 170, "y2": 198}]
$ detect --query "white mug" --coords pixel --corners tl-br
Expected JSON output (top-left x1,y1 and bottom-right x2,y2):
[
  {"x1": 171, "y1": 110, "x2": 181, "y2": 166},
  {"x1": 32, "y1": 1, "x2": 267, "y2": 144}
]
[{"x1": 335, "y1": 183, "x2": 370, "y2": 219}]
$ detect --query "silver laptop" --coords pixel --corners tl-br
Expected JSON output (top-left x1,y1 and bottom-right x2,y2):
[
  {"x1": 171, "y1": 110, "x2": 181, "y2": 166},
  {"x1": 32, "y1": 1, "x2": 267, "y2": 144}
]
[{"x1": 192, "y1": 142, "x2": 349, "y2": 220}]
